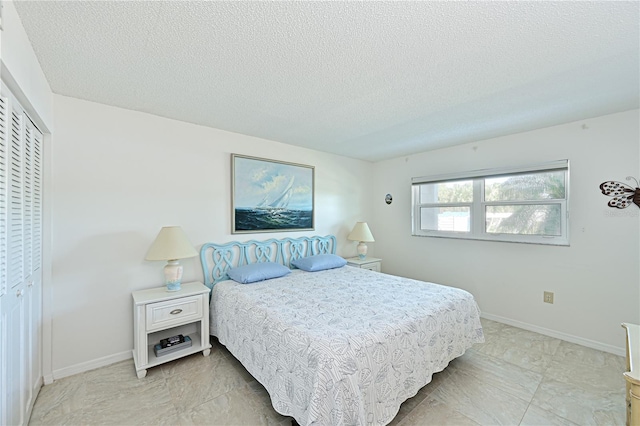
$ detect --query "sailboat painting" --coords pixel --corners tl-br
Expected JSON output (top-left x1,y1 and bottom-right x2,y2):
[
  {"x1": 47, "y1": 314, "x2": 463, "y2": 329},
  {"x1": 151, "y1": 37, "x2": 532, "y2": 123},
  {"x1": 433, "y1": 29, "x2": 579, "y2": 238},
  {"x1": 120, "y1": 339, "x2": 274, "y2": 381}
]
[{"x1": 232, "y1": 155, "x2": 315, "y2": 233}]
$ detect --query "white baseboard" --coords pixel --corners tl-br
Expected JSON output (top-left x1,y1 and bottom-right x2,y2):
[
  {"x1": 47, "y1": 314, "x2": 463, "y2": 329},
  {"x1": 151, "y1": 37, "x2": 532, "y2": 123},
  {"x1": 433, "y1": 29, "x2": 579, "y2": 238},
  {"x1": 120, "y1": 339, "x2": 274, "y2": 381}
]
[
  {"x1": 480, "y1": 312, "x2": 625, "y2": 357},
  {"x1": 51, "y1": 350, "x2": 132, "y2": 381},
  {"x1": 43, "y1": 373, "x2": 54, "y2": 385},
  {"x1": 47, "y1": 314, "x2": 626, "y2": 382}
]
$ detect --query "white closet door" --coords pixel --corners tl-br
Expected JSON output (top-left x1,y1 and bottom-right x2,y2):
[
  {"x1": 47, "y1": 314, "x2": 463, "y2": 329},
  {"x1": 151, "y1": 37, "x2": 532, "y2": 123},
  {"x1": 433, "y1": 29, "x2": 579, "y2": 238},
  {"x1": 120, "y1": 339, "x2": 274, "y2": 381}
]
[
  {"x1": 6, "y1": 103, "x2": 28, "y2": 426},
  {"x1": 0, "y1": 95, "x2": 7, "y2": 298},
  {"x1": 5, "y1": 285, "x2": 26, "y2": 426},
  {"x1": 8, "y1": 109, "x2": 24, "y2": 289},
  {"x1": 0, "y1": 89, "x2": 43, "y2": 426},
  {"x1": 0, "y1": 94, "x2": 9, "y2": 426},
  {"x1": 23, "y1": 124, "x2": 33, "y2": 278},
  {"x1": 32, "y1": 129, "x2": 42, "y2": 272},
  {"x1": 25, "y1": 119, "x2": 42, "y2": 411}
]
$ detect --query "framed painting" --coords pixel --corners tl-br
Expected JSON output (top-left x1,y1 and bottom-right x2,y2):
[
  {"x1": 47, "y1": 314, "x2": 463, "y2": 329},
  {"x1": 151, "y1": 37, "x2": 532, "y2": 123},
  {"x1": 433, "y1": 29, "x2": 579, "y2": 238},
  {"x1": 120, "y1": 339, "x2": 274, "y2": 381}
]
[{"x1": 231, "y1": 154, "x2": 315, "y2": 234}]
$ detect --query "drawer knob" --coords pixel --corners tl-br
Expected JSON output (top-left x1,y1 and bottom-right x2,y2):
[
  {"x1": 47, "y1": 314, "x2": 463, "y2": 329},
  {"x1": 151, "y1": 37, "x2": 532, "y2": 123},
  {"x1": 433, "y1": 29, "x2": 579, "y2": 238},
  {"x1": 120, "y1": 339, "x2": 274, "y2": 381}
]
[{"x1": 170, "y1": 309, "x2": 183, "y2": 315}]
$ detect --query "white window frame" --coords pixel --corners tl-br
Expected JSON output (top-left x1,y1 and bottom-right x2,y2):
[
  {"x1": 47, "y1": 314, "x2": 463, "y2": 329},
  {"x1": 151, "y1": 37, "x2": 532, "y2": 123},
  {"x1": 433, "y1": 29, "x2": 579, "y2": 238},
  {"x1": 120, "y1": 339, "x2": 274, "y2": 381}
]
[{"x1": 411, "y1": 160, "x2": 569, "y2": 246}]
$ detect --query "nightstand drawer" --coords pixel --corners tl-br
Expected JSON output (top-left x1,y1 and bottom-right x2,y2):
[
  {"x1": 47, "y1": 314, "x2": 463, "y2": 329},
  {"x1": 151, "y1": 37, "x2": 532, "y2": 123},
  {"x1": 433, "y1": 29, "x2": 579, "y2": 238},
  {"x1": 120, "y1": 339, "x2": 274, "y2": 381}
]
[
  {"x1": 146, "y1": 295, "x2": 203, "y2": 331},
  {"x1": 346, "y1": 257, "x2": 382, "y2": 272},
  {"x1": 360, "y1": 263, "x2": 380, "y2": 272}
]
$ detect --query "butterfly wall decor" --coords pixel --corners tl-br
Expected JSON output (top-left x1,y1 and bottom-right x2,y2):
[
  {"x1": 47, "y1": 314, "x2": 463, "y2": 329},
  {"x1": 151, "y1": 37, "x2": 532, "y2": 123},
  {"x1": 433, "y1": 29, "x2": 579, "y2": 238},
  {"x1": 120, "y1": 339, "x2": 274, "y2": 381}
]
[{"x1": 599, "y1": 176, "x2": 640, "y2": 209}]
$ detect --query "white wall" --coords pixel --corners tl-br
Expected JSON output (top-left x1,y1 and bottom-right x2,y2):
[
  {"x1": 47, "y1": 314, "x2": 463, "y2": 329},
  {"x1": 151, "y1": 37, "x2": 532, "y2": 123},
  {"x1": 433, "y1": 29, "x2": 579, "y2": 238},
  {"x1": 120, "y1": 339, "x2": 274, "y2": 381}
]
[
  {"x1": 372, "y1": 109, "x2": 640, "y2": 354},
  {"x1": 50, "y1": 94, "x2": 374, "y2": 377}
]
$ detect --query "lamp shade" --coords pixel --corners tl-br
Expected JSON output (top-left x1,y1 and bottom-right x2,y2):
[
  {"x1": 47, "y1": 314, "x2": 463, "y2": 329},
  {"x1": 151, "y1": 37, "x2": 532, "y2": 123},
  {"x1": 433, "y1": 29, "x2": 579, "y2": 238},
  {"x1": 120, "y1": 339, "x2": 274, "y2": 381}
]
[
  {"x1": 347, "y1": 222, "x2": 375, "y2": 242},
  {"x1": 145, "y1": 226, "x2": 198, "y2": 261}
]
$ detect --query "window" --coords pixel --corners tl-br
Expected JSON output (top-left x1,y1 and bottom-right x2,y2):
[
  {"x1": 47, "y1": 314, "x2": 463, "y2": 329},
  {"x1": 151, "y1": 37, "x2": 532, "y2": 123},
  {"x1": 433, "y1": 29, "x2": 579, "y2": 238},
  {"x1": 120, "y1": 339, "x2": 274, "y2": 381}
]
[{"x1": 411, "y1": 161, "x2": 569, "y2": 245}]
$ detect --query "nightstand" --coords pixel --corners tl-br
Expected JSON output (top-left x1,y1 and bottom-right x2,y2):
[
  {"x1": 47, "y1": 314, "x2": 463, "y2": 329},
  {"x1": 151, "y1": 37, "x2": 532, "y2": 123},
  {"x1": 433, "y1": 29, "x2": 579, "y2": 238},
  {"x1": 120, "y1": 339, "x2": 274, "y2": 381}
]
[
  {"x1": 132, "y1": 281, "x2": 212, "y2": 378},
  {"x1": 346, "y1": 257, "x2": 382, "y2": 272}
]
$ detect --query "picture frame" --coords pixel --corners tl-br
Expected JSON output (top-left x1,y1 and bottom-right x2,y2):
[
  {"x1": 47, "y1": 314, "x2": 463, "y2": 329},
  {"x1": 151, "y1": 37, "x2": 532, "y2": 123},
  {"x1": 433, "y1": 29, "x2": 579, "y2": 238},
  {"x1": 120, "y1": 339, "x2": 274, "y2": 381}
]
[{"x1": 231, "y1": 154, "x2": 315, "y2": 234}]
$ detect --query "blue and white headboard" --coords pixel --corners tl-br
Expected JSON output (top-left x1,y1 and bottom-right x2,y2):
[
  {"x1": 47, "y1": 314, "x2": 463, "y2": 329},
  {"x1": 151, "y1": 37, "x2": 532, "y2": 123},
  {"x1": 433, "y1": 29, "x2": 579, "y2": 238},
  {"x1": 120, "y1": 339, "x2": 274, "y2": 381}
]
[{"x1": 200, "y1": 235, "x2": 337, "y2": 290}]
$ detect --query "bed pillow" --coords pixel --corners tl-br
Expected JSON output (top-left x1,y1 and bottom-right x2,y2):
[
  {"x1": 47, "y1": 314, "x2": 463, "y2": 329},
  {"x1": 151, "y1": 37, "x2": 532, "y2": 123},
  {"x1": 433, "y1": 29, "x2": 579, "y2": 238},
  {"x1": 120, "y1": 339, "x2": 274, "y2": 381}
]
[
  {"x1": 227, "y1": 262, "x2": 291, "y2": 284},
  {"x1": 291, "y1": 254, "x2": 347, "y2": 272}
]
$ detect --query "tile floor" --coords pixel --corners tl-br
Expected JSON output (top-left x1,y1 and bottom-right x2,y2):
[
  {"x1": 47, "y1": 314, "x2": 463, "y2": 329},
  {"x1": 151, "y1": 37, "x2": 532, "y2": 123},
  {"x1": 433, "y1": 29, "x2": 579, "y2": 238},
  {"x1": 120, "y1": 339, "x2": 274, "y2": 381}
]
[{"x1": 29, "y1": 318, "x2": 627, "y2": 426}]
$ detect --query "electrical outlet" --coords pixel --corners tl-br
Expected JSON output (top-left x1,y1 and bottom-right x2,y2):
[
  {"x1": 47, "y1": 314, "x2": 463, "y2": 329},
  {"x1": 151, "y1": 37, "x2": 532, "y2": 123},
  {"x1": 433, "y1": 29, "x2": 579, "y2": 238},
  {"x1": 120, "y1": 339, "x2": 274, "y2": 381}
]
[{"x1": 544, "y1": 291, "x2": 554, "y2": 304}]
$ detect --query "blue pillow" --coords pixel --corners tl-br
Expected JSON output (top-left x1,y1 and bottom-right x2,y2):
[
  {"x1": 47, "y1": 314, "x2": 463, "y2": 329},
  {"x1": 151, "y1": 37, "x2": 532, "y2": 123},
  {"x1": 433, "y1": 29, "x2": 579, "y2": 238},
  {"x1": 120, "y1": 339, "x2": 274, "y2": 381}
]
[
  {"x1": 227, "y1": 262, "x2": 291, "y2": 284},
  {"x1": 291, "y1": 254, "x2": 347, "y2": 272}
]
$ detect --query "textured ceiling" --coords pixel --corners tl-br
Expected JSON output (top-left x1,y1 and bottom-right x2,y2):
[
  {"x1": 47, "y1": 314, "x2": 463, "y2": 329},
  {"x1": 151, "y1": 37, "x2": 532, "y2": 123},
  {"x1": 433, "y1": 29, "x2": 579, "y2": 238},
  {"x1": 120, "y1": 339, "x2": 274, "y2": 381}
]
[{"x1": 13, "y1": 1, "x2": 640, "y2": 162}]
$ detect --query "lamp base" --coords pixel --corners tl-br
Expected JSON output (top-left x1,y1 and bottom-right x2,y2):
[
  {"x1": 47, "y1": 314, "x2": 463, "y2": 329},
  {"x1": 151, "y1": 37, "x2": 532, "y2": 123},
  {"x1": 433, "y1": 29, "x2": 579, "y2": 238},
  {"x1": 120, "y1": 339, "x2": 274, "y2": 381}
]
[
  {"x1": 166, "y1": 282, "x2": 181, "y2": 292},
  {"x1": 357, "y1": 242, "x2": 368, "y2": 260},
  {"x1": 164, "y1": 260, "x2": 184, "y2": 291}
]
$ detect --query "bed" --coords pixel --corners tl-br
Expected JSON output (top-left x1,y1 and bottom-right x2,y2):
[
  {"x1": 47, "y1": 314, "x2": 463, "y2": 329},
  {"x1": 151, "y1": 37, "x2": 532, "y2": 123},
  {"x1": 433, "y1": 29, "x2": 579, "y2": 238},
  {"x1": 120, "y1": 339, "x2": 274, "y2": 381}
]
[{"x1": 200, "y1": 235, "x2": 484, "y2": 425}]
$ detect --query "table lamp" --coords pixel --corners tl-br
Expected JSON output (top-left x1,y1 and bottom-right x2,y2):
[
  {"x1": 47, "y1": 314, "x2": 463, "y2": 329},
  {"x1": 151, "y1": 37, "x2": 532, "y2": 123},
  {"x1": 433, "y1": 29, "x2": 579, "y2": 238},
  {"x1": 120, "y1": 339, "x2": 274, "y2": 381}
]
[
  {"x1": 145, "y1": 226, "x2": 198, "y2": 291},
  {"x1": 347, "y1": 222, "x2": 375, "y2": 259}
]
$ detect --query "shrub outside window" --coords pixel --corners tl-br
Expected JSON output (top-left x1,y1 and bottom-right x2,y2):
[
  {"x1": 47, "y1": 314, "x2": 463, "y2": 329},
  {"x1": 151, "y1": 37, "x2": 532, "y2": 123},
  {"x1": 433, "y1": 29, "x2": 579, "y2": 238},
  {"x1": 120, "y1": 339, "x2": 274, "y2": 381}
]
[{"x1": 411, "y1": 161, "x2": 569, "y2": 245}]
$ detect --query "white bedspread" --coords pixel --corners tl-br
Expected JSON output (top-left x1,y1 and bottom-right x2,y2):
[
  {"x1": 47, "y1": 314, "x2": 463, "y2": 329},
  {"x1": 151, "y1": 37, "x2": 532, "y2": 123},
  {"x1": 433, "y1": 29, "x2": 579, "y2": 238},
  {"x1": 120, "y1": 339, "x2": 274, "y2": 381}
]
[{"x1": 210, "y1": 266, "x2": 484, "y2": 425}]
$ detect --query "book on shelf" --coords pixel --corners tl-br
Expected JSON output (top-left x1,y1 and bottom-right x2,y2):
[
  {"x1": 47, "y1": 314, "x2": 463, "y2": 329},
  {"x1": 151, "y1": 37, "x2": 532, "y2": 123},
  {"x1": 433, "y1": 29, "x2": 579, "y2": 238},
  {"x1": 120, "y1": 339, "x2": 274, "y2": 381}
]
[
  {"x1": 160, "y1": 334, "x2": 185, "y2": 348},
  {"x1": 154, "y1": 335, "x2": 192, "y2": 357}
]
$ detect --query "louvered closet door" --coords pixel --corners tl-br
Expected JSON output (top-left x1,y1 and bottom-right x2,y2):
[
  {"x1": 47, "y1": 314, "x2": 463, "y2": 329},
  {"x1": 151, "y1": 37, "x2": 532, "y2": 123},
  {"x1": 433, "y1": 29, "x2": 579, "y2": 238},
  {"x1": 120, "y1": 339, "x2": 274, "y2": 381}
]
[
  {"x1": 8, "y1": 109, "x2": 24, "y2": 291},
  {"x1": 0, "y1": 88, "x2": 44, "y2": 426},
  {"x1": 0, "y1": 96, "x2": 7, "y2": 298},
  {"x1": 5, "y1": 102, "x2": 28, "y2": 426},
  {"x1": 24, "y1": 118, "x2": 42, "y2": 414},
  {"x1": 0, "y1": 95, "x2": 9, "y2": 426}
]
